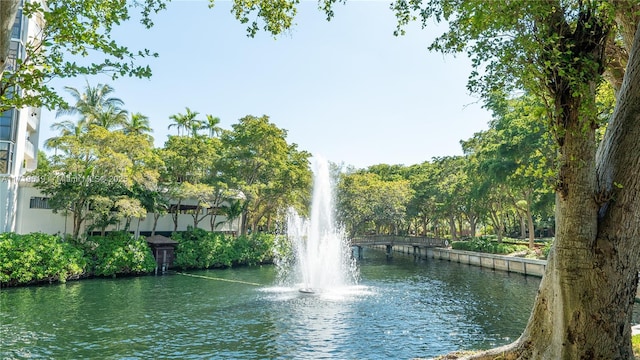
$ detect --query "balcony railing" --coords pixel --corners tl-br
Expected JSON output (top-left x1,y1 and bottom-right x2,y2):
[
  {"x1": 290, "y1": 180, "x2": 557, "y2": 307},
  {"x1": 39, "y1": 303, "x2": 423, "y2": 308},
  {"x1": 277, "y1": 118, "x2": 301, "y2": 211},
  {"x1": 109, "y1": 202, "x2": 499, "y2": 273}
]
[{"x1": 24, "y1": 138, "x2": 35, "y2": 160}]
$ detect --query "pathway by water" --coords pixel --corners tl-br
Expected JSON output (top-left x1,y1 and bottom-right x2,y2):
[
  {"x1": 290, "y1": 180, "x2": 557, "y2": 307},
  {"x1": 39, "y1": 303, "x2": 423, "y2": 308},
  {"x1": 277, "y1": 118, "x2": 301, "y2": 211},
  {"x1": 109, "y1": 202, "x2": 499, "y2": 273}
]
[{"x1": 1, "y1": 249, "x2": 630, "y2": 359}]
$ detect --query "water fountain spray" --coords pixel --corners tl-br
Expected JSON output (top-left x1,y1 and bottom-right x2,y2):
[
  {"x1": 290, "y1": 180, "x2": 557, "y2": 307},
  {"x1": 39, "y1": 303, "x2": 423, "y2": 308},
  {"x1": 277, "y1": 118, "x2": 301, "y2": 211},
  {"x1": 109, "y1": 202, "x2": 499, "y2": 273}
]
[{"x1": 278, "y1": 156, "x2": 358, "y2": 293}]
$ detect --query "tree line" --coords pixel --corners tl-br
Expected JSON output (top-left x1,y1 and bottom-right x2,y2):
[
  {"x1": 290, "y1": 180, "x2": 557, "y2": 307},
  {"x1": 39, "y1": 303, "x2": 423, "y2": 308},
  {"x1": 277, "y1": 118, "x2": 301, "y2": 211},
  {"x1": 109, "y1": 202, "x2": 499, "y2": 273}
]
[
  {"x1": 37, "y1": 81, "x2": 574, "y2": 247},
  {"x1": 37, "y1": 81, "x2": 616, "y2": 248},
  {"x1": 334, "y1": 91, "x2": 611, "y2": 247},
  {"x1": 32, "y1": 82, "x2": 313, "y2": 240}
]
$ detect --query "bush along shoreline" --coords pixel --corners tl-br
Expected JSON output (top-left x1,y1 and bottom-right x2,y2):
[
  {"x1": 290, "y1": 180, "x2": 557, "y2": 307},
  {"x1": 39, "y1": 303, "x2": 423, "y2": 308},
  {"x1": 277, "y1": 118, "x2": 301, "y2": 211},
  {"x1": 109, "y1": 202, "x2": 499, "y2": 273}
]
[
  {"x1": 451, "y1": 236, "x2": 552, "y2": 259},
  {"x1": 0, "y1": 229, "x2": 276, "y2": 288}
]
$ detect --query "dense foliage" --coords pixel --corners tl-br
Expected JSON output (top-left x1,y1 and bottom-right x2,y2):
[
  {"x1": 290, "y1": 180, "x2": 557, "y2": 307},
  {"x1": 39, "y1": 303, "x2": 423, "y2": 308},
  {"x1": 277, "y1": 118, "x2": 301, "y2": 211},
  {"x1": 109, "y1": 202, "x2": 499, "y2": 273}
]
[
  {"x1": 172, "y1": 227, "x2": 274, "y2": 269},
  {"x1": 0, "y1": 229, "x2": 277, "y2": 287},
  {"x1": 451, "y1": 237, "x2": 528, "y2": 255},
  {"x1": 33, "y1": 81, "x2": 562, "y2": 248},
  {"x1": 0, "y1": 232, "x2": 85, "y2": 286},
  {"x1": 81, "y1": 232, "x2": 157, "y2": 277},
  {"x1": 0, "y1": 232, "x2": 156, "y2": 287}
]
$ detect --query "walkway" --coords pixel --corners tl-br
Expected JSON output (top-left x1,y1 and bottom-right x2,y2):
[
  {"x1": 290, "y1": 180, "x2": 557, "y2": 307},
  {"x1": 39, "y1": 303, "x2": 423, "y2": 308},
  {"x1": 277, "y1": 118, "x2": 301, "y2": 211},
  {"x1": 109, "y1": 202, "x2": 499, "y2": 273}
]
[{"x1": 351, "y1": 235, "x2": 449, "y2": 258}]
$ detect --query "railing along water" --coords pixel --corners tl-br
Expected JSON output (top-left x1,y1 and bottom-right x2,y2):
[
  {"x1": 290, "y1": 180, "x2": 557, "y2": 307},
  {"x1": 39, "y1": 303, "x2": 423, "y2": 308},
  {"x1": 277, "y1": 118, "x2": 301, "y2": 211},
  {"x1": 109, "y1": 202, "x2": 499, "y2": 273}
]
[{"x1": 351, "y1": 235, "x2": 448, "y2": 247}]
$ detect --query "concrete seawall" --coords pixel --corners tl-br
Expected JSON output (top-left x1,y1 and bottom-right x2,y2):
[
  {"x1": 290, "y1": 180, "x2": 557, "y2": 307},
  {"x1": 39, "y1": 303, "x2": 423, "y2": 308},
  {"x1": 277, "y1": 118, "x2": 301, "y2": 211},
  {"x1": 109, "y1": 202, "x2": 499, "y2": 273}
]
[
  {"x1": 368, "y1": 244, "x2": 546, "y2": 277},
  {"x1": 368, "y1": 244, "x2": 640, "y2": 299},
  {"x1": 426, "y1": 247, "x2": 547, "y2": 277}
]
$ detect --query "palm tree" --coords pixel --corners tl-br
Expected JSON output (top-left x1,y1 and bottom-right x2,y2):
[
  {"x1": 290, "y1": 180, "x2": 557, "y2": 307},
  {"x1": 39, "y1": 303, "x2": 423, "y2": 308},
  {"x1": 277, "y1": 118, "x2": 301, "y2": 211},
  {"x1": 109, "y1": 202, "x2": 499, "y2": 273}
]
[
  {"x1": 123, "y1": 112, "x2": 153, "y2": 138},
  {"x1": 203, "y1": 114, "x2": 222, "y2": 138},
  {"x1": 168, "y1": 107, "x2": 201, "y2": 137},
  {"x1": 216, "y1": 198, "x2": 245, "y2": 235},
  {"x1": 167, "y1": 110, "x2": 188, "y2": 136},
  {"x1": 92, "y1": 105, "x2": 129, "y2": 130},
  {"x1": 55, "y1": 81, "x2": 125, "y2": 130},
  {"x1": 44, "y1": 119, "x2": 82, "y2": 153}
]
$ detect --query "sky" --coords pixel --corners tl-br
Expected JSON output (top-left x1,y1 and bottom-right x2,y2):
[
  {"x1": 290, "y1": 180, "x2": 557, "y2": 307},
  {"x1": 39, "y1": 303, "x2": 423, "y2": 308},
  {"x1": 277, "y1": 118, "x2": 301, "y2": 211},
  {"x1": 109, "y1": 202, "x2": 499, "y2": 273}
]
[{"x1": 40, "y1": 0, "x2": 492, "y2": 169}]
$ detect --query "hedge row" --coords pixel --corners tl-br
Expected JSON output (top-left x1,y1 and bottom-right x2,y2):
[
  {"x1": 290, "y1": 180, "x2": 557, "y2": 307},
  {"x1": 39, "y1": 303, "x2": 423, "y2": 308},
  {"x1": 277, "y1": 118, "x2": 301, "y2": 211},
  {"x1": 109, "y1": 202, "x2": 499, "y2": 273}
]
[
  {"x1": 0, "y1": 232, "x2": 86, "y2": 286},
  {"x1": 0, "y1": 232, "x2": 156, "y2": 287},
  {"x1": 172, "y1": 227, "x2": 274, "y2": 269},
  {"x1": 451, "y1": 237, "x2": 529, "y2": 255},
  {"x1": 0, "y1": 229, "x2": 276, "y2": 287}
]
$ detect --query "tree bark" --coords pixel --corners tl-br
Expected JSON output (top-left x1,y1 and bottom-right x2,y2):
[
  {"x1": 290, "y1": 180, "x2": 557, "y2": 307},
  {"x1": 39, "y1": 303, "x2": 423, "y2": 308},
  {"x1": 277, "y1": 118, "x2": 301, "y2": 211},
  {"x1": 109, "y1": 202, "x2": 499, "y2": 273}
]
[
  {"x1": 448, "y1": 213, "x2": 457, "y2": 241},
  {"x1": 172, "y1": 200, "x2": 181, "y2": 232},
  {"x1": 0, "y1": 0, "x2": 19, "y2": 73},
  {"x1": 151, "y1": 212, "x2": 160, "y2": 236},
  {"x1": 526, "y1": 205, "x2": 535, "y2": 249}
]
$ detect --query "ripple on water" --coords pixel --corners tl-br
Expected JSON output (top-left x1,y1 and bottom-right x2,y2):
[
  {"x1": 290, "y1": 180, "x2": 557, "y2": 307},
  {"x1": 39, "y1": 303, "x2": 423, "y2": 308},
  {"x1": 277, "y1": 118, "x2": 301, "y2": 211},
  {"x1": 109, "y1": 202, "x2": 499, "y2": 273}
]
[{"x1": 0, "y1": 254, "x2": 552, "y2": 359}]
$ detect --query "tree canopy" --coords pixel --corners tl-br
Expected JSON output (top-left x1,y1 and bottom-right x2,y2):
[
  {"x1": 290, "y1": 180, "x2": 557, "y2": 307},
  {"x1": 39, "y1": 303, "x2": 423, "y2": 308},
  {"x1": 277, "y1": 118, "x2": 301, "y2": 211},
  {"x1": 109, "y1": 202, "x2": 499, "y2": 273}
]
[{"x1": 0, "y1": 0, "x2": 165, "y2": 112}]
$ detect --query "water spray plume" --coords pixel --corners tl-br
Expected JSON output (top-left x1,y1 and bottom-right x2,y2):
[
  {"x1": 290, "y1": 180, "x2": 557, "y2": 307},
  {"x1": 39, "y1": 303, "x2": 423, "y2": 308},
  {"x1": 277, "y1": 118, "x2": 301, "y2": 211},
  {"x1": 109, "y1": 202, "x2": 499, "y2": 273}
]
[{"x1": 276, "y1": 156, "x2": 358, "y2": 293}]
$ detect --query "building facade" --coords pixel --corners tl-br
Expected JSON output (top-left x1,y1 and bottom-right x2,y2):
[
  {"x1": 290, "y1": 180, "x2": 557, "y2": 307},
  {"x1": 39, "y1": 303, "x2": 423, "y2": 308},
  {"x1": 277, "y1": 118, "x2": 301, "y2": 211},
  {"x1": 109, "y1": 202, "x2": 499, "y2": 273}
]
[
  {"x1": 14, "y1": 184, "x2": 241, "y2": 237},
  {"x1": 1, "y1": 1, "x2": 44, "y2": 232}
]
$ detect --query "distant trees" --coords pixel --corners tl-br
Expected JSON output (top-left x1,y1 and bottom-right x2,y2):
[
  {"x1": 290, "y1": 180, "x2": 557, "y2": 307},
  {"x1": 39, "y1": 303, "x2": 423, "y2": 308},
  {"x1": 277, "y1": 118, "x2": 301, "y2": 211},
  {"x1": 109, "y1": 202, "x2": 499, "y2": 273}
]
[
  {"x1": 334, "y1": 94, "x2": 556, "y2": 243},
  {"x1": 34, "y1": 83, "x2": 160, "y2": 239},
  {"x1": 462, "y1": 96, "x2": 556, "y2": 247},
  {"x1": 336, "y1": 171, "x2": 412, "y2": 238},
  {"x1": 35, "y1": 81, "x2": 560, "y2": 252},
  {"x1": 34, "y1": 84, "x2": 312, "y2": 240}
]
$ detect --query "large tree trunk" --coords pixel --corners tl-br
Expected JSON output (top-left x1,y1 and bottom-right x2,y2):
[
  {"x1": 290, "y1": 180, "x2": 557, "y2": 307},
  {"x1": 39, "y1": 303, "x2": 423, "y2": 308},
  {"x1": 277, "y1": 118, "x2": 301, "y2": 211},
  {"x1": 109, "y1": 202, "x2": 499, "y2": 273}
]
[
  {"x1": 461, "y1": 18, "x2": 640, "y2": 360},
  {"x1": 0, "y1": 0, "x2": 19, "y2": 73},
  {"x1": 526, "y1": 205, "x2": 535, "y2": 249},
  {"x1": 73, "y1": 211, "x2": 83, "y2": 240},
  {"x1": 240, "y1": 210, "x2": 248, "y2": 236}
]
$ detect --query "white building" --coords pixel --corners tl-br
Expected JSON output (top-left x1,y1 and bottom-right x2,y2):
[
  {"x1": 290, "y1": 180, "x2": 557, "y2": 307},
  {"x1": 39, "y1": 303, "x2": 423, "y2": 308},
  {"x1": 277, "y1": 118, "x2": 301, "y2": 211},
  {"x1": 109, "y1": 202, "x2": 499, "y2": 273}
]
[
  {"x1": 14, "y1": 183, "x2": 241, "y2": 237},
  {"x1": 0, "y1": 0, "x2": 44, "y2": 232}
]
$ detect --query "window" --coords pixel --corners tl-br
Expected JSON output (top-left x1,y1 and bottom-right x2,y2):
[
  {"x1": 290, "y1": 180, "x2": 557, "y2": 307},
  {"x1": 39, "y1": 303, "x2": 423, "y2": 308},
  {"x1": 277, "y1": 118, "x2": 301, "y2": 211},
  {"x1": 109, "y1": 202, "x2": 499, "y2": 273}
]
[
  {"x1": 8, "y1": 41, "x2": 25, "y2": 63},
  {"x1": 0, "y1": 110, "x2": 16, "y2": 141},
  {"x1": 29, "y1": 197, "x2": 51, "y2": 209},
  {"x1": 169, "y1": 204, "x2": 199, "y2": 214},
  {"x1": 10, "y1": 9, "x2": 22, "y2": 40},
  {"x1": 0, "y1": 141, "x2": 13, "y2": 174}
]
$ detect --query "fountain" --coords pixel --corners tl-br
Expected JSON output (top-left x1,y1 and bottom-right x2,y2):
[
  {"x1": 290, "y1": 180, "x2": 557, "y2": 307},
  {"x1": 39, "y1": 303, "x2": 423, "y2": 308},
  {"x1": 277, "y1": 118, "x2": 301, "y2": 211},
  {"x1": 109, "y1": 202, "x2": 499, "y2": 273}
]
[{"x1": 276, "y1": 156, "x2": 358, "y2": 294}]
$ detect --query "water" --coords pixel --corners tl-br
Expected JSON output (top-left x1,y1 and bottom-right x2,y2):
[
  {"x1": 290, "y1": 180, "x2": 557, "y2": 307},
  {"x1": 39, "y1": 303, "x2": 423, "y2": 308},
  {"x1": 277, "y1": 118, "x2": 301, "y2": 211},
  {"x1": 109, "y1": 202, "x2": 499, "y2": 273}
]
[
  {"x1": 279, "y1": 157, "x2": 357, "y2": 292},
  {"x1": 0, "y1": 251, "x2": 546, "y2": 359}
]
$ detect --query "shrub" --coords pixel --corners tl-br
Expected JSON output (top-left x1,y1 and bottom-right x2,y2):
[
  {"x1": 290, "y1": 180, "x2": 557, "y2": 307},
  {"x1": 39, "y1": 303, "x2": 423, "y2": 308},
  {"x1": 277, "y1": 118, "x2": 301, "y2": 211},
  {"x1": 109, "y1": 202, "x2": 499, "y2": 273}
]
[
  {"x1": 173, "y1": 228, "x2": 229, "y2": 269},
  {"x1": 234, "y1": 233, "x2": 275, "y2": 266},
  {"x1": 83, "y1": 232, "x2": 156, "y2": 277},
  {"x1": 173, "y1": 228, "x2": 275, "y2": 270},
  {"x1": 541, "y1": 241, "x2": 553, "y2": 259},
  {"x1": 0, "y1": 232, "x2": 85, "y2": 286},
  {"x1": 451, "y1": 237, "x2": 528, "y2": 255}
]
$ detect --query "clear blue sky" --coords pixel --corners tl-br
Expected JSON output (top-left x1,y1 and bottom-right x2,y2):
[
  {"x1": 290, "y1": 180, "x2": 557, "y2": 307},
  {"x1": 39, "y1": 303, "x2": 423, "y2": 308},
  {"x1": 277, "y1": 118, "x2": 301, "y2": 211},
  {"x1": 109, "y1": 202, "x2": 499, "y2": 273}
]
[{"x1": 41, "y1": 0, "x2": 491, "y2": 169}]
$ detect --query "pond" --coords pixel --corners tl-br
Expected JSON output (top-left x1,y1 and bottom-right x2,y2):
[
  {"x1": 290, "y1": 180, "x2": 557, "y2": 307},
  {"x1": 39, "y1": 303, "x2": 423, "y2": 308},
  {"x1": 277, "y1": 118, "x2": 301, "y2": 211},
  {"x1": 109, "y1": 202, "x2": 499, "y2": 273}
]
[{"x1": 0, "y1": 249, "x2": 584, "y2": 359}]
